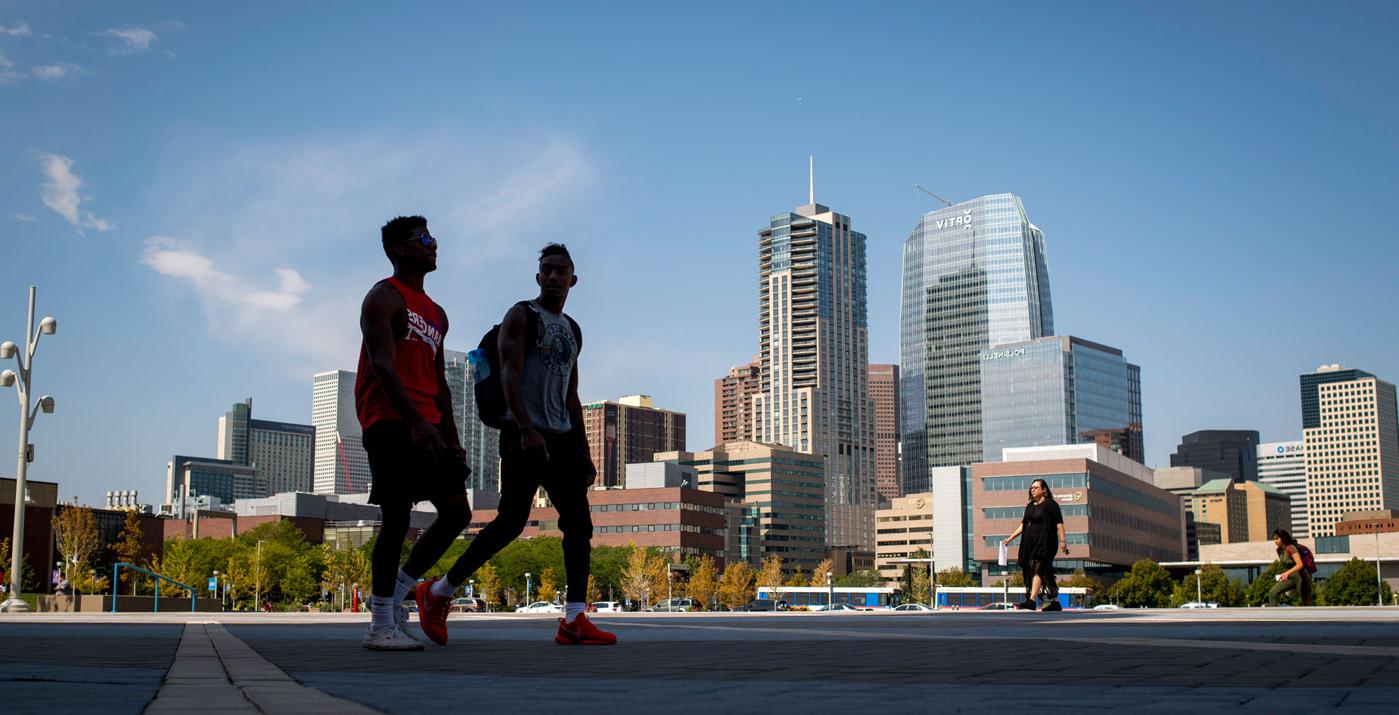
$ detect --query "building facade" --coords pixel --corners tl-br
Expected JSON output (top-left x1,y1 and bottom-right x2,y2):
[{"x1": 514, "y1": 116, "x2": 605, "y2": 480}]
[
  {"x1": 1258, "y1": 440, "x2": 1308, "y2": 538},
  {"x1": 444, "y1": 349, "x2": 500, "y2": 493},
  {"x1": 978, "y1": 336, "x2": 1141, "y2": 463},
  {"x1": 900, "y1": 193, "x2": 1054, "y2": 494},
  {"x1": 714, "y1": 356, "x2": 760, "y2": 445},
  {"x1": 1303, "y1": 366, "x2": 1399, "y2": 537},
  {"x1": 1153, "y1": 465, "x2": 1228, "y2": 559},
  {"x1": 165, "y1": 455, "x2": 260, "y2": 512},
  {"x1": 875, "y1": 492, "x2": 933, "y2": 584},
  {"x1": 312, "y1": 370, "x2": 372, "y2": 495},
  {"x1": 870, "y1": 363, "x2": 902, "y2": 501},
  {"x1": 583, "y1": 395, "x2": 686, "y2": 489},
  {"x1": 972, "y1": 445, "x2": 1185, "y2": 579},
  {"x1": 654, "y1": 441, "x2": 826, "y2": 573},
  {"x1": 1169, "y1": 430, "x2": 1260, "y2": 482},
  {"x1": 218, "y1": 399, "x2": 317, "y2": 496},
  {"x1": 753, "y1": 197, "x2": 875, "y2": 550}
]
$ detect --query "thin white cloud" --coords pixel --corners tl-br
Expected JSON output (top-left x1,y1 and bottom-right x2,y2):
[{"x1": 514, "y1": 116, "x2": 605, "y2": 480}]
[
  {"x1": 14, "y1": 214, "x2": 39, "y2": 222},
  {"x1": 0, "y1": 21, "x2": 30, "y2": 36},
  {"x1": 139, "y1": 128, "x2": 593, "y2": 376},
  {"x1": 31, "y1": 62, "x2": 82, "y2": 81},
  {"x1": 100, "y1": 27, "x2": 157, "y2": 55},
  {"x1": 38, "y1": 152, "x2": 111, "y2": 233},
  {"x1": 0, "y1": 50, "x2": 21, "y2": 84}
]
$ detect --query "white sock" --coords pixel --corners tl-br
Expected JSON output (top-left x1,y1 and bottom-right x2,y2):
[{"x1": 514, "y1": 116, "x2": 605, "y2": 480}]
[
  {"x1": 370, "y1": 595, "x2": 396, "y2": 629},
  {"x1": 393, "y1": 569, "x2": 416, "y2": 605},
  {"x1": 431, "y1": 576, "x2": 457, "y2": 599},
  {"x1": 565, "y1": 602, "x2": 587, "y2": 624}
]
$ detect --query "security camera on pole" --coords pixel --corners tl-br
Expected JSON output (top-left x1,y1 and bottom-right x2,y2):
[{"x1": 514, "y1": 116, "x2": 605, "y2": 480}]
[{"x1": 1, "y1": 286, "x2": 59, "y2": 613}]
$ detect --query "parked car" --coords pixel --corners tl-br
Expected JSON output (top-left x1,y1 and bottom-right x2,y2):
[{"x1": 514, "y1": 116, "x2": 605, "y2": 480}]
[
  {"x1": 451, "y1": 597, "x2": 488, "y2": 613},
  {"x1": 647, "y1": 597, "x2": 698, "y2": 612},
  {"x1": 738, "y1": 598, "x2": 790, "y2": 612},
  {"x1": 1179, "y1": 602, "x2": 1219, "y2": 609},
  {"x1": 591, "y1": 601, "x2": 623, "y2": 613},
  {"x1": 811, "y1": 603, "x2": 859, "y2": 612},
  {"x1": 515, "y1": 601, "x2": 563, "y2": 613},
  {"x1": 893, "y1": 603, "x2": 935, "y2": 612},
  {"x1": 980, "y1": 602, "x2": 1020, "y2": 611},
  {"x1": 1091, "y1": 604, "x2": 1122, "y2": 611}
]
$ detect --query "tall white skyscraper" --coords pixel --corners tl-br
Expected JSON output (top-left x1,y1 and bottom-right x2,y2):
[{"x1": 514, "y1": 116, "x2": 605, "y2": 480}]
[
  {"x1": 1302, "y1": 366, "x2": 1399, "y2": 537},
  {"x1": 752, "y1": 180, "x2": 876, "y2": 550},
  {"x1": 1258, "y1": 440, "x2": 1308, "y2": 539},
  {"x1": 900, "y1": 193, "x2": 1053, "y2": 493},
  {"x1": 312, "y1": 370, "x2": 371, "y2": 495},
  {"x1": 444, "y1": 349, "x2": 500, "y2": 493}
]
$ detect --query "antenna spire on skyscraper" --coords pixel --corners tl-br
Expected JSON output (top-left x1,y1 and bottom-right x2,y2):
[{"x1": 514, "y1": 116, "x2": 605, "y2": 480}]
[{"x1": 808, "y1": 155, "x2": 815, "y2": 205}]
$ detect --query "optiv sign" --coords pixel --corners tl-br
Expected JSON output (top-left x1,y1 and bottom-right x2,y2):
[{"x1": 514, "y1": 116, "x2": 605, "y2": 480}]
[{"x1": 936, "y1": 210, "x2": 973, "y2": 230}]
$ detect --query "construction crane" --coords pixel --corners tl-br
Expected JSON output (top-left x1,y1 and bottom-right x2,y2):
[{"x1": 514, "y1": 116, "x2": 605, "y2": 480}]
[{"x1": 914, "y1": 184, "x2": 955, "y2": 207}]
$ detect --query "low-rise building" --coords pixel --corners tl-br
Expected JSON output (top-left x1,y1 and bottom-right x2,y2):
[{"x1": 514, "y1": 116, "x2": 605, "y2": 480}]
[
  {"x1": 875, "y1": 492, "x2": 933, "y2": 583},
  {"x1": 973, "y1": 444, "x2": 1185, "y2": 581},
  {"x1": 1190, "y1": 478, "x2": 1291, "y2": 544},
  {"x1": 1335, "y1": 509, "x2": 1399, "y2": 536}
]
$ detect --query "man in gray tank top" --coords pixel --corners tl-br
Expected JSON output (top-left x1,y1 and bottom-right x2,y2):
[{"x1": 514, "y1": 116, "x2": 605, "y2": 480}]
[{"x1": 418, "y1": 243, "x2": 617, "y2": 646}]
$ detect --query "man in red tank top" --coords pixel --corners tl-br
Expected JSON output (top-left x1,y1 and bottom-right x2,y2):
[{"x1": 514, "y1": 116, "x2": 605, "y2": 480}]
[{"x1": 355, "y1": 215, "x2": 472, "y2": 651}]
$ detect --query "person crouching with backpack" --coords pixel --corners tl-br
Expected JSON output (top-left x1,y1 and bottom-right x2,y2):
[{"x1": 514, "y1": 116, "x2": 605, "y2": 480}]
[{"x1": 1268, "y1": 529, "x2": 1313, "y2": 607}]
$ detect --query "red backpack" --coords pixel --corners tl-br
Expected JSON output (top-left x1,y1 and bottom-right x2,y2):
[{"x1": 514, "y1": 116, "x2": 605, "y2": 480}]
[{"x1": 1295, "y1": 544, "x2": 1318, "y2": 574}]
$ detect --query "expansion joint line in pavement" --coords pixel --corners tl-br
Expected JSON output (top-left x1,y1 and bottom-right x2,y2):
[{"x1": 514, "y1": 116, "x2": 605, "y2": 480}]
[
  {"x1": 143, "y1": 622, "x2": 380, "y2": 714},
  {"x1": 620, "y1": 622, "x2": 1399, "y2": 659}
]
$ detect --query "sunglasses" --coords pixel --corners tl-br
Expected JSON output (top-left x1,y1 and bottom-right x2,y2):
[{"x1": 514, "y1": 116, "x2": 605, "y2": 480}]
[{"x1": 403, "y1": 231, "x2": 437, "y2": 248}]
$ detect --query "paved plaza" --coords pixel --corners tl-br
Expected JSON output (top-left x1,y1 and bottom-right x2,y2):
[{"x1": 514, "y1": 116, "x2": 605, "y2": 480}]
[{"x1": 3, "y1": 608, "x2": 1399, "y2": 713}]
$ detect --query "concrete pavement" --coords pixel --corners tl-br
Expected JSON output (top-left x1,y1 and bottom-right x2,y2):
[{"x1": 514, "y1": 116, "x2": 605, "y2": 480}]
[{"x1": 4, "y1": 608, "x2": 1399, "y2": 713}]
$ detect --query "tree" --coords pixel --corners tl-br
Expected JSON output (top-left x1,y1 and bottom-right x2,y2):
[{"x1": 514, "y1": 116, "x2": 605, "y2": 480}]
[
  {"x1": 476, "y1": 562, "x2": 502, "y2": 609},
  {"x1": 809, "y1": 559, "x2": 834, "y2": 588},
  {"x1": 113, "y1": 511, "x2": 151, "y2": 595},
  {"x1": 785, "y1": 566, "x2": 808, "y2": 588},
  {"x1": 52, "y1": 506, "x2": 100, "y2": 591},
  {"x1": 686, "y1": 555, "x2": 719, "y2": 611},
  {"x1": 1172, "y1": 564, "x2": 1244, "y2": 607},
  {"x1": 834, "y1": 570, "x2": 883, "y2": 587},
  {"x1": 910, "y1": 564, "x2": 932, "y2": 605},
  {"x1": 589, "y1": 545, "x2": 632, "y2": 602},
  {"x1": 0, "y1": 536, "x2": 39, "y2": 593},
  {"x1": 1059, "y1": 569, "x2": 1099, "y2": 592},
  {"x1": 717, "y1": 561, "x2": 756, "y2": 609},
  {"x1": 537, "y1": 566, "x2": 562, "y2": 604},
  {"x1": 621, "y1": 543, "x2": 664, "y2": 607},
  {"x1": 758, "y1": 553, "x2": 785, "y2": 602},
  {"x1": 937, "y1": 567, "x2": 977, "y2": 587},
  {"x1": 586, "y1": 573, "x2": 601, "y2": 603},
  {"x1": 322, "y1": 545, "x2": 370, "y2": 610},
  {"x1": 1321, "y1": 558, "x2": 1393, "y2": 606},
  {"x1": 1107, "y1": 560, "x2": 1174, "y2": 608}
]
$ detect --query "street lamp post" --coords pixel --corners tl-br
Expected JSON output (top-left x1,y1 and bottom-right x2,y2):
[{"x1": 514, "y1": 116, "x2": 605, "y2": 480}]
[
  {"x1": 468, "y1": 578, "x2": 475, "y2": 600},
  {"x1": 525, "y1": 572, "x2": 532, "y2": 606},
  {"x1": 666, "y1": 562, "x2": 672, "y2": 610},
  {"x1": 826, "y1": 571, "x2": 833, "y2": 609},
  {"x1": 255, "y1": 540, "x2": 267, "y2": 610},
  {"x1": 1, "y1": 285, "x2": 58, "y2": 613},
  {"x1": 1377, "y1": 531, "x2": 1384, "y2": 608},
  {"x1": 1195, "y1": 568, "x2": 1202, "y2": 606}
]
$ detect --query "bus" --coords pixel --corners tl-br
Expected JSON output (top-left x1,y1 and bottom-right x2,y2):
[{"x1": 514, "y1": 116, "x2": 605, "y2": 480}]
[
  {"x1": 756, "y1": 586, "x2": 900, "y2": 609},
  {"x1": 934, "y1": 585, "x2": 1092, "y2": 610}
]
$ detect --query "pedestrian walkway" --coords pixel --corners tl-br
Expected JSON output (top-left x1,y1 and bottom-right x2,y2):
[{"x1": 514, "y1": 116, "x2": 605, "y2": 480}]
[{"x1": 3, "y1": 609, "x2": 1399, "y2": 713}]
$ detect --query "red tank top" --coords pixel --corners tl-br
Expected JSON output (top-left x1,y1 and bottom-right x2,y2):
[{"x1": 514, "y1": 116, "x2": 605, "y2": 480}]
[{"x1": 354, "y1": 277, "x2": 445, "y2": 429}]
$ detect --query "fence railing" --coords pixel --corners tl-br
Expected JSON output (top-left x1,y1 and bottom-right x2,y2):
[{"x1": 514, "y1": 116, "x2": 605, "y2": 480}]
[{"x1": 110, "y1": 562, "x2": 199, "y2": 613}]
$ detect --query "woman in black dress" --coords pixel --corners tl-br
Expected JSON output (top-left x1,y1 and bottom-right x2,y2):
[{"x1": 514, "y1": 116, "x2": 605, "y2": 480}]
[{"x1": 1000, "y1": 478, "x2": 1069, "y2": 611}]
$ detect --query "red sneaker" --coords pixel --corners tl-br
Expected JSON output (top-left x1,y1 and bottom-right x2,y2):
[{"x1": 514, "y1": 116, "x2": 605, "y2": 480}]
[
  {"x1": 555, "y1": 613, "x2": 617, "y2": 645},
  {"x1": 415, "y1": 579, "x2": 452, "y2": 646}
]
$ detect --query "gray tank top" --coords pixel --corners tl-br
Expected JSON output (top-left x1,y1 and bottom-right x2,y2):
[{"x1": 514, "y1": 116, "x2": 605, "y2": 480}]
[{"x1": 505, "y1": 300, "x2": 577, "y2": 434}]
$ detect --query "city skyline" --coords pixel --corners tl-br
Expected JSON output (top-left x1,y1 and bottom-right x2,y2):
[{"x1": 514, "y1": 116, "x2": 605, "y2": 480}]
[{"x1": 3, "y1": 3, "x2": 1398, "y2": 506}]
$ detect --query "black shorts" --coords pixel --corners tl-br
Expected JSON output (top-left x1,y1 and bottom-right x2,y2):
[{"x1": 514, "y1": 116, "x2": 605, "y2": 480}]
[{"x1": 363, "y1": 420, "x2": 470, "y2": 506}]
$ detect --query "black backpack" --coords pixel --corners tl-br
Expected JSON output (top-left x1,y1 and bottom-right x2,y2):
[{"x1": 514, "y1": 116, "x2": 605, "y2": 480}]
[{"x1": 470, "y1": 301, "x2": 581, "y2": 429}]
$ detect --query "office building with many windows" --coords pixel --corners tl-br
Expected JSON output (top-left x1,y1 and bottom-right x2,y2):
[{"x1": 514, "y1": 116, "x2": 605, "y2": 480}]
[
  {"x1": 972, "y1": 444, "x2": 1185, "y2": 580},
  {"x1": 870, "y1": 363, "x2": 902, "y2": 501},
  {"x1": 1258, "y1": 440, "x2": 1308, "y2": 538},
  {"x1": 875, "y1": 492, "x2": 933, "y2": 584},
  {"x1": 900, "y1": 193, "x2": 1053, "y2": 494},
  {"x1": 1302, "y1": 365, "x2": 1399, "y2": 537},
  {"x1": 444, "y1": 349, "x2": 500, "y2": 493},
  {"x1": 753, "y1": 193, "x2": 875, "y2": 550},
  {"x1": 312, "y1": 370, "x2": 372, "y2": 495},
  {"x1": 583, "y1": 395, "x2": 686, "y2": 489},
  {"x1": 218, "y1": 399, "x2": 316, "y2": 496},
  {"x1": 978, "y1": 336, "x2": 1141, "y2": 463},
  {"x1": 1170, "y1": 430, "x2": 1260, "y2": 482},
  {"x1": 654, "y1": 441, "x2": 826, "y2": 573},
  {"x1": 714, "y1": 356, "x2": 760, "y2": 445}
]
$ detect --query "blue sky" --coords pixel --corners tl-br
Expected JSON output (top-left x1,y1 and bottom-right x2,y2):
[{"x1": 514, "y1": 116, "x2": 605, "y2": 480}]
[{"x1": 2, "y1": 2, "x2": 1397, "y2": 506}]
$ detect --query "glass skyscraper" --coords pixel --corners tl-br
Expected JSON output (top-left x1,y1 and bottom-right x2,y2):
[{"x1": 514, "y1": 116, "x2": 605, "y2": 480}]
[
  {"x1": 754, "y1": 199, "x2": 875, "y2": 550},
  {"x1": 979, "y1": 336, "x2": 1142, "y2": 463},
  {"x1": 445, "y1": 349, "x2": 501, "y2": 494},
  {"x1": 900, "y1": 194, "x2": 1053, "y2": 493}
]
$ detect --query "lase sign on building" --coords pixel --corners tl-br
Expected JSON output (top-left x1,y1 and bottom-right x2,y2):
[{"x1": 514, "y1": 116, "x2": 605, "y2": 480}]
[{"x1": 935, "y1": 211, "x2": 973, "y2": 230}]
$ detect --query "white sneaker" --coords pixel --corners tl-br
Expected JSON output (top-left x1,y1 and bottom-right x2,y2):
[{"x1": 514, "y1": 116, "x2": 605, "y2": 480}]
[
  {"x1": 361, "y1": 623, "x2": 425, "y2": 651},
  {"x1": 395, "y1": 603, "x2": 425, "y2": 643}
]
